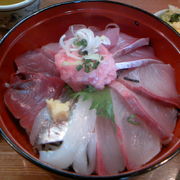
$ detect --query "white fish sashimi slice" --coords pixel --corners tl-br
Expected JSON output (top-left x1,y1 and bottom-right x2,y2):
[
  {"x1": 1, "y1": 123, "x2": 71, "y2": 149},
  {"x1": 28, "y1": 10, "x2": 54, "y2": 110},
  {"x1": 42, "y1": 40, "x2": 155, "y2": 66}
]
[
  {"x1": 40, "y1": 98, "x2": 97, "y2": 169},
  {"x1": 96, "y1": 116, "x2": 125, "y2": 175},
  {"x1": 73, "y1": 133, "x2": 97, "y2": 175},
  {"x1": 110, "y1": 81, "x2": 177, "y2": 142},
  {"x1": 111, "y1": 89, "x2": 161, "y2": 170},
  {"x1": 117, "y1": 63, "x2": 180, "y2": 107}
]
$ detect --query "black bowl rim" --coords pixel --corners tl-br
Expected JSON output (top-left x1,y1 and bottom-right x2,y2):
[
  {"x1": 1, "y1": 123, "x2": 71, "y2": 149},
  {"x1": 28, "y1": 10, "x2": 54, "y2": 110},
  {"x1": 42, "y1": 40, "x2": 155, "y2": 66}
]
[{"x1": 0, "y1": 0, "x2": 180, "y2": 179}]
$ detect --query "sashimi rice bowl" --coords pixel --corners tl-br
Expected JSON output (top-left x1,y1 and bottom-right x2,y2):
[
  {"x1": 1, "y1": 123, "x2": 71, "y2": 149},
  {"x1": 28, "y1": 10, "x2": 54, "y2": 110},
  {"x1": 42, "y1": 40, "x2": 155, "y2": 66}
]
[{"x1": 0, "y1": 1, "x2": 180, "y2": 179}]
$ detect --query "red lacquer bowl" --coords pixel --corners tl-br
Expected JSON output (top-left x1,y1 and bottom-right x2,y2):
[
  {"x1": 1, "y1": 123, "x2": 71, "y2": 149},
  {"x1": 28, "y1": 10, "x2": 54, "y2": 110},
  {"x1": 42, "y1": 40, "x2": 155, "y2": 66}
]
[{"x1": 0, "y1": 0, "x2": 179, "y2": 179}]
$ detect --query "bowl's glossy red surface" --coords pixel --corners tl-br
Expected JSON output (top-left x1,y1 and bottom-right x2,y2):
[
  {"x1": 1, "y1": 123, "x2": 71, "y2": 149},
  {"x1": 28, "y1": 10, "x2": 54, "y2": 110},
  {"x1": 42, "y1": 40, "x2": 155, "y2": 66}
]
[{"x1": 0, "y1": 0, "x2": 179, "y2": 179}]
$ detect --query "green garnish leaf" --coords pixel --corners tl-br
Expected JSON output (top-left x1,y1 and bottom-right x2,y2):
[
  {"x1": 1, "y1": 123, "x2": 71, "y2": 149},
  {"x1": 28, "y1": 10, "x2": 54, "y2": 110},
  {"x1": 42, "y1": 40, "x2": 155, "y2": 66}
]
[
  {"x1": 76, "y1": 65, "x2": 83, "y2": 71},
  {"x1": 92, "y1": 61, "x2": 100, "y2": 69},
  {"x1": 170, "y1": 13, "x2": 180, "y2": 22},
  {"x1": 84, "y1": 85, "x2": 97, "y2": 92},
  {"x1": 84, "y1": 63, "x2": 91, "y2": 73},
  {"x1": 72, "y1": 86, "x2": 114, "y2": 122},
  {"x1": 127, "y1": 114, "x2": 140, "y2": 126},
  {"x1": 76, "y1": 58, "x2": 101, "y2": 73},
  {"x1": 74, "y1": 39, "x2": 87, "y2": 48}
]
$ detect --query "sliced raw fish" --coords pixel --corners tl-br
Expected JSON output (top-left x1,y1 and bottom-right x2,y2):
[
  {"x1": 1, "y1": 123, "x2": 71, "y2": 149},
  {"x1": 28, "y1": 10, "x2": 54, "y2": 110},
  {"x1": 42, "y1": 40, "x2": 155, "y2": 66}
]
[
  {"x1": 3, "y1": 23, "x2": 179, "y2": 176},
  {"x1": 4, "y1": 73, "x2": 64, "y2": 132},
  {"x1": 111, "y1": 33, "x2": 149, "y2": 57},
  {"x1": 110, "y1": 81, "x2": 177, "y2": 142},
  {"x1": 111, "y1": 89, "x2": 161, "y2": 170},
  {"x1": 15, "y1": 50, "x2": 59, "y2": 77},
  {"x1": 41, "y1": 43, "x2": 61, "y2": 60},
  {"x1": 39, "y1": 98, "x2": 96, "y2": 169},
  {"x1": 114, "y1": 46, "x2": 158, "y2": 63},
  {"x1": 73, "y1": 133, "x2": 96, "y2": 175},
  {"x1": 117, "y1": 63, "x2": 180, "y2": 107},
  {"x1": 115, "y1": 46, "x2": 161, "y2": 69},
  {"x1": 95, "y1": 116, "x2": 125, "y2": 175}
]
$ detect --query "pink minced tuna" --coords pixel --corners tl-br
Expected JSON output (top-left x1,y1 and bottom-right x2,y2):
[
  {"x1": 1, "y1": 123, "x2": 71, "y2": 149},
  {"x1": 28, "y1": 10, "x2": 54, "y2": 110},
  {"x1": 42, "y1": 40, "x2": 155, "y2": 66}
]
[{"x1": 55, "y1": 45, "x2": 117, "y2": 91}]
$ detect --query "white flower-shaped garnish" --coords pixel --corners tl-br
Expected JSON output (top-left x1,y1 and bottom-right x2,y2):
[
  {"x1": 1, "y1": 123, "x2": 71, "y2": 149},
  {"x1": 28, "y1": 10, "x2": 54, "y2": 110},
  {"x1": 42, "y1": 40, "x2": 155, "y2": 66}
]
[{"x1": 59, "y1": 26, "x2": 111, "y2": 59}]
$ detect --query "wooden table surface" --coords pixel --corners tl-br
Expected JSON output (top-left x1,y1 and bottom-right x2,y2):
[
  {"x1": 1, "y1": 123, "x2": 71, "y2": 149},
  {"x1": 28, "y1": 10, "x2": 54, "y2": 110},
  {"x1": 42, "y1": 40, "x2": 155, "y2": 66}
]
[{"x1": 0, "y1": 0, "x2": 180, "y2": 180}]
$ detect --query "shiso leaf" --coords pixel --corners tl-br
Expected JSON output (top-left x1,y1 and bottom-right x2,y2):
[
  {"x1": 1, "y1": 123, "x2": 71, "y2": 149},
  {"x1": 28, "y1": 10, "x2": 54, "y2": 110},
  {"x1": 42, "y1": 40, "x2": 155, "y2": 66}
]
[{"x1": 71, "y1": 85, "x2": 115, "y2": 122}]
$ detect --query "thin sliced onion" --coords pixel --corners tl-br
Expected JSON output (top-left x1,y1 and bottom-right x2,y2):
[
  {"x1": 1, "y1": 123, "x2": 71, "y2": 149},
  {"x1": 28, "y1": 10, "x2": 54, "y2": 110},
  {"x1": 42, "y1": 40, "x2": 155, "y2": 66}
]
[
  {"x1": 70, "y1": 24, "x2": 87, "y2": 36},
  {"x1": 105, "y1": 23, "x2": 120, "y2": 29},
  {"x1": 59, "y1": 34, "x2": 66, "y2": 49},
  {"x1": 59, "y1": 27, "x2": 111, "y2": 59},
  {"x1": 59, "y1": 35, "x2": 81, "y2": 60}
]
